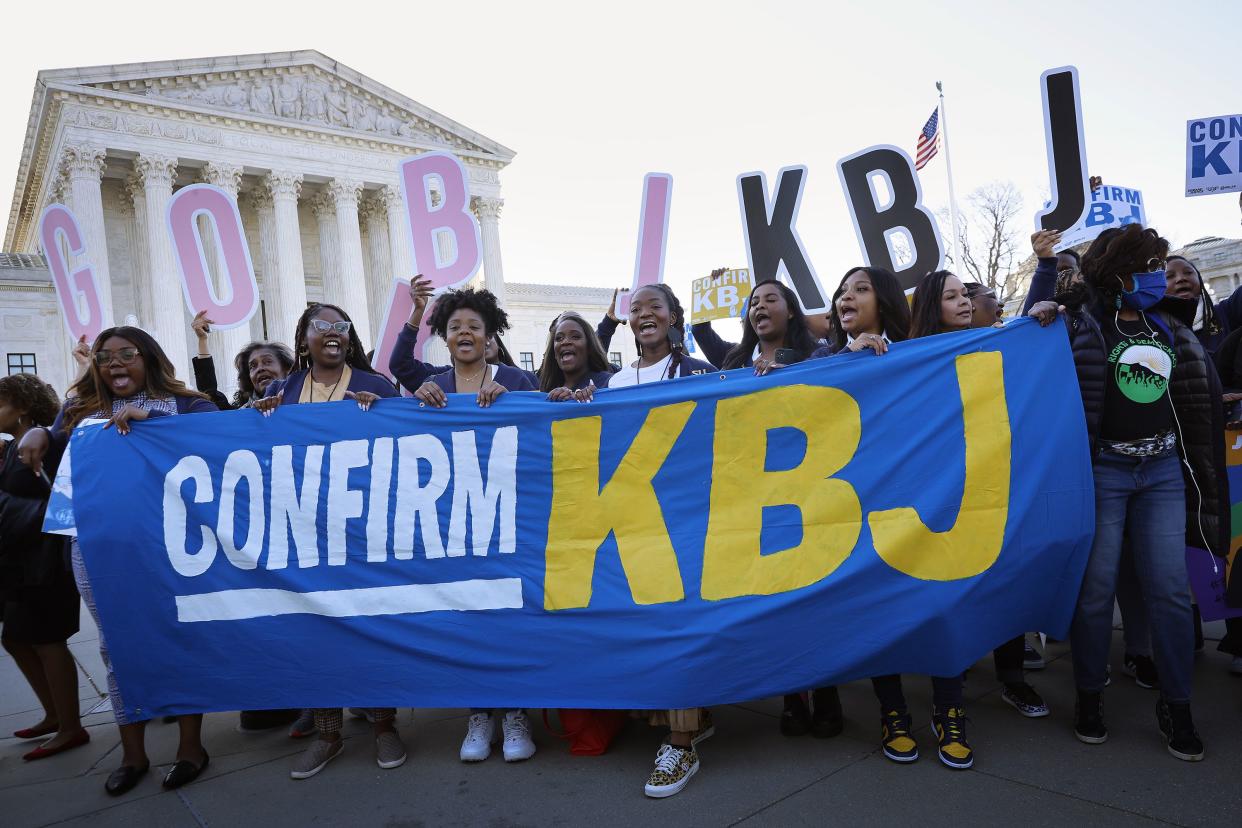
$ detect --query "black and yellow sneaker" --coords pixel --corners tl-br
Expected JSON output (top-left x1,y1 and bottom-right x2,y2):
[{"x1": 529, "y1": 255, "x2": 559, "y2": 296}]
[
  {"x1": 644, "y1": 743, "x2": 699, "y2": 798},
  {"x1": 932, "y1": 706, "x2": 974, "y2": 769},
  {"x1": 880, "y1": 710, "x2": 919, "y2": 763}
]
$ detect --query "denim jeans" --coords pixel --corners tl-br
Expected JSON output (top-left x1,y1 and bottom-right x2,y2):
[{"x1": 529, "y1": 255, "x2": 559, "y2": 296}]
[{"x1": 1071, "y1": 451, "x2": 1194, "y2": 703}]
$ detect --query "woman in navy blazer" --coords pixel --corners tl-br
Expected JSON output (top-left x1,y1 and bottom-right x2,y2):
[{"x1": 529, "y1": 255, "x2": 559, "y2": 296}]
[
  {"x1": 413, "y1": 287, "x2": 536, "y2": 411},
  {"x1": 257, "y1": 303, "x2": 398, "y2": 412},
  {"x1": 539, "y1": 311, "x2": 614, "y2": 401}
]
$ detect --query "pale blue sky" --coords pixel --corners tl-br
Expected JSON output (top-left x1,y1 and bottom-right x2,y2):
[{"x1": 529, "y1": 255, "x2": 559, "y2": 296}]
[{"x1": 3, "y1": 0, "x2": 1238, "y2": 306}]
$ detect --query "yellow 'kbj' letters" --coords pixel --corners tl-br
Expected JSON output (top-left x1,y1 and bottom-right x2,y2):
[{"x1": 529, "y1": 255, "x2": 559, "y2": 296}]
[
  {"x1": 543, "y1": 402, "x2": 696, "y2": 610},
  {"x1": 869, "y1": 352, "x2": 1011, "y2": 580},
  {"x1": 701, "y1": 385, "x2": 863, "y2": 600}
]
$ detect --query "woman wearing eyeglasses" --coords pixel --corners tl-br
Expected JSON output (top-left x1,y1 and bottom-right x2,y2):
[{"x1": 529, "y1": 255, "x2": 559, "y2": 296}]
[
  {"x1": 252, "y1": 303, "x2": 404, "y2": 779},
  {"x1": 1027, "y1": 224, "x2": 1227, "y2": 763},
  {"x1": 16, "y1": 326, "x2": 217, "y2": 795}
]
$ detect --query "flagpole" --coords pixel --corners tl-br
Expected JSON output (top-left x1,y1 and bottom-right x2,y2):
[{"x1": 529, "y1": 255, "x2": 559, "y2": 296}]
[{"x1": 937, "y1": 80, "x2": 963, "y2": 272}]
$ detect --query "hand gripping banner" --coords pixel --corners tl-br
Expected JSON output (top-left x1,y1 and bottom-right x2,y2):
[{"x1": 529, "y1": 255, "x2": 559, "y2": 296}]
[{"x1": 68, "y1": 320, "x2": 1093, "y2": 718}]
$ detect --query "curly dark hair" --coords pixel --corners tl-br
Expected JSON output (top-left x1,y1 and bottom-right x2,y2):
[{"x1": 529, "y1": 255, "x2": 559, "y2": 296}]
[
  {"x1": 827, "y1": 267, "x2": 911, "y2": 351},
  {"x1": 63, "y1": 326, "x2": 208, "y2": 429},
  {"x1": 232, "y1": 340, "x2": 295, "y2": 406},
  {"x1": 629, "y1": 283, "x2": 689, "y2": 380},
  {"x1": 0, "y1": 373, "x2": 60, "y2": 427},
  {"x1": 721, "y1": 279, "x2": 818, "y2": 369},
  {"x1": 292, "y1": 304, "x2": 377, "y2": 374},
  {"x1": 426, "y1": 287, "x2": 511, "y2": 340},
  {"x1": 1080, "y1": 224, "x2": 1170, "y2": 305},
  {"x1": 538, "y1": 312, "x2": 612, "y2": 391}
]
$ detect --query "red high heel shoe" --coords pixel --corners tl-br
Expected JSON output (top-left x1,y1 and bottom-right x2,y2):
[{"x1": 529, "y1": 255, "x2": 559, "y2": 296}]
[{"x1": 22, "y1": 728, "x2": 91, "y2": 761}]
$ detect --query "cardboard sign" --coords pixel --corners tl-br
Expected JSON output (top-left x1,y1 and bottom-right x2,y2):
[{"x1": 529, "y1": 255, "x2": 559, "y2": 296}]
[
  {"x1": 737, "y1": 166, "x2": 828, "y2": 313},
  {"x1": 1035, "y1": 66, "x2": 1090, "y2": 232},
  {"x1": 167, "y1": 184, "x2": 259, "y2": 329},
  {"x1": 691, "y1": 268, "x2": 753, "y2": 323},
  {"x1": 1185, "y1": 115, "x2": 1242, "y2": 197},
  {"x1": 1054, "y1": 185, "x2": 1147, "y2": 252},
  {"x1": 616, "y1": 173, "x2": 673, "y2": 318},
  {"x1": 836, "y1": 146, "x2": 944, "y2": 292},
  {"x1": 374, "y1": 151, "x2": 484, "y2": 370},
  {"x1": 38, "y1": 204, "x2": 106, "y2": 342}
]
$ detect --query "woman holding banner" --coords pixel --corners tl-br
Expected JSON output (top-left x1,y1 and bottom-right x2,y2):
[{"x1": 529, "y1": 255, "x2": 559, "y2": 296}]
[
  {"x1": 188, "y1": 310, "x2": 295, "y2": 411},
  {"x1": 1, "y1": 373, "x2": 86, "y2": 762},
  {"x1": 699, "y1": 279, "x2": 819, "y2": 374},
  {"x1": 812, "y1": 266, "x2": 911, "y2": 357},
  {"x1": 597, "y1": 283, "x2": 714, "y2": 797},
  {"x1": 539, "y1": 311, "x2": 614, "y2": 399},
  {"x1": 1028, "y1": 224, "x2": 1226, "y2": 762},
  {"x1": 411, "y1": 286, "x2": 538, "y2": 763},
  {"x1": 17, "y1": 326, "x2": 217, "y2": 794},
  {"x1": 253, "y1": 303, "x2": 405, "y2": 777},
  {"x1": 843, "y1": 270, "x2": 975, "y2": 770}
]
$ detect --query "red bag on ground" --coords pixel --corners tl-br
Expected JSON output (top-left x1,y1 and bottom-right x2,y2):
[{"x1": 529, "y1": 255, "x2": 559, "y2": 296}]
[{"x1": 542, "y1": 709, "x2": 628, "y2": 755}]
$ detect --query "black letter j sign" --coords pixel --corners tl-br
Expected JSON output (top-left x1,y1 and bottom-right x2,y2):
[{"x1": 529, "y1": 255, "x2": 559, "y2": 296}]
[{"x1": 1035, "y1": 66, "x2": 1089, "y2": 233}]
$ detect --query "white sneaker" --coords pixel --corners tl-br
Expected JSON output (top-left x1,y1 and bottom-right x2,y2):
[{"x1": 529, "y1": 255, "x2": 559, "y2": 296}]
[
  {"x1": 460, "y1": 713, "x2": 497, "y2": 762},
  {"x1": 502, "y1": 710, "x2": 536, "y2": 762},
  {"x1": 1231, "y1": 656, "x2": 1242, "y2": 676}
]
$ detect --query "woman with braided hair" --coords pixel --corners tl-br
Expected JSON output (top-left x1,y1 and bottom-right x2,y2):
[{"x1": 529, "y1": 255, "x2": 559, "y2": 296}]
[
  {"x1": 253, "y1": 304, "x2": 404, "y2": 778},
  {"x1": 606, "y1": 284, "x2": 713, "y2": 393}
]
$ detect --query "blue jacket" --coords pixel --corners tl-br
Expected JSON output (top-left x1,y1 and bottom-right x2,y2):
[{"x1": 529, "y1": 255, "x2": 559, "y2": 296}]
[
  {"x1": 388, "y1": 324, "x2": 451, "y2": 395},
  {"x1": 265, "y1": 368, "x2": 398, "y2": 405},
  {"x1": 690, "y1": 322, "x2": 733, "y2": 369},
  {"x1": 429, "y1": 364, "x2": 537, "y2": 393}
]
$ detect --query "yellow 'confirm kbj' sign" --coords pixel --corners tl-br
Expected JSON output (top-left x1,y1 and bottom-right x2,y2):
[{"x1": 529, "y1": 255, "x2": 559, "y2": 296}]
[{"x1": 691, "y1": 268, "x2": 753, "y2": 323}]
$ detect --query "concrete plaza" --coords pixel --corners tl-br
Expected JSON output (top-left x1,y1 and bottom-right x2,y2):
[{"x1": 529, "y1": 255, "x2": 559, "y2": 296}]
[{"x1": 2, "y1": 608, "x2": 1238, "y2": 827}]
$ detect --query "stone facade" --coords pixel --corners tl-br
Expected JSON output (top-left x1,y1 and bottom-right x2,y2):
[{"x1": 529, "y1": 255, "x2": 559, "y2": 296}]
[{"x1": 1, "y1": 51, "x2": 626, "y2": 397}]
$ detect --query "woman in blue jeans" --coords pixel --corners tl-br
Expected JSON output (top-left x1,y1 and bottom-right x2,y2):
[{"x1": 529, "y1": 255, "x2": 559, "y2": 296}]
[{"x1": 1028, "y1": 223, "x2": 1227, "y2": 762}]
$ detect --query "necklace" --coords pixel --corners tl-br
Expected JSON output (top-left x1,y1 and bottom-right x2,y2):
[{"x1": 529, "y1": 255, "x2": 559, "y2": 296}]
[
  {"x1": 309, "y1": 367, "x2": 342, "y2": 403},
  {"x1": 636, "y1": 353, "x2": 673, "y2": 385},
  {"x1": 455, "y1": 363, "x2": 488, "y2": 387}
]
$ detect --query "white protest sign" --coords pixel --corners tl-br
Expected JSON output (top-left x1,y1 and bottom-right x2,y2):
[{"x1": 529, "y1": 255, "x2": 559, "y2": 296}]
[
  {"x1": 1185, "y1": 115, "x2": 1242, "y2": 197},
  {"x1": 1055, "y1": 184, "x2": 1147, "y2": 252},
  {"x1": 691, "y1": 268, "x2": 753, "y2": 324}
]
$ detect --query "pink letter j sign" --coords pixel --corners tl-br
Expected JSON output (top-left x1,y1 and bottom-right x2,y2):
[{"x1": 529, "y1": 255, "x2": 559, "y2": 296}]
[
  {"x1": 38, "y1": 204, "x2": 105, "y2": 342},
  {"x1": 166, "y1": 183, "x2": 259, "y2": 329}
]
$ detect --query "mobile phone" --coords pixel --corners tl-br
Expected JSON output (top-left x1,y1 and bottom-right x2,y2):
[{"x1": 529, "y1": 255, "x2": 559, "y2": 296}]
[{"x1": 774, "y1": 348, "x2": 802, "y2": 365}]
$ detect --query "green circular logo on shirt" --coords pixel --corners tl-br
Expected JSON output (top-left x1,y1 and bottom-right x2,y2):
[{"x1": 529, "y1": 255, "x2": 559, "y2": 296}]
[{"x1": 1114, "y1": 343, "x2": 1172, "y2": 404}]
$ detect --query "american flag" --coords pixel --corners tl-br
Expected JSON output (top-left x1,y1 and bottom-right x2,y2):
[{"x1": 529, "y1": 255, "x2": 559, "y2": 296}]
[{"x1": 915, "y1": 108, "x2": 940, "y2": 171}]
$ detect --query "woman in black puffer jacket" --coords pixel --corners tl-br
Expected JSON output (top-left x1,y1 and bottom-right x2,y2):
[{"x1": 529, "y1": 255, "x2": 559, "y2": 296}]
[{"x1": 1028, "y1": 224, "x2": 1226, "y2": 764}]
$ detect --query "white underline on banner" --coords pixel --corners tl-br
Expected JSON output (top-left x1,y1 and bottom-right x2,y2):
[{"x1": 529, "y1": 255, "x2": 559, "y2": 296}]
[{"x1": 174, "y1": 578, "x2": 524, "y2": 623}]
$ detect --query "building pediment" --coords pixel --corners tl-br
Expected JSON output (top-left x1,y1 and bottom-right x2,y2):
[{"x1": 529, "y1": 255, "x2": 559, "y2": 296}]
[{"x1": 46, "y1": 50, "x2": 513, "y2": 160}]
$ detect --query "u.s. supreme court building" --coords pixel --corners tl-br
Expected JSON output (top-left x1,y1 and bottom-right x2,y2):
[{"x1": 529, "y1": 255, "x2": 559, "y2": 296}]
[{"x1": 1, "y1": 50, "x2": 636, "y2": 397}]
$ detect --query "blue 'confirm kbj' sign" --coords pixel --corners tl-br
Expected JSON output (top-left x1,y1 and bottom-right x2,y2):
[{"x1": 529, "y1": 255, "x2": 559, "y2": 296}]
[
  {"x1": 69, "y1": 320, "x2": 1094, "y2": 719},
  {"x1": 1185, "y1": 114, "x2": 1242, "y2": 197}
]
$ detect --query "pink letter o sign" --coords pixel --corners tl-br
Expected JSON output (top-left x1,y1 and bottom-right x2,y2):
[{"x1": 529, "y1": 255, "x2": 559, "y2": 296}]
[{"x1": 167, "y1": 184, "x2": 259, "y2": 329}]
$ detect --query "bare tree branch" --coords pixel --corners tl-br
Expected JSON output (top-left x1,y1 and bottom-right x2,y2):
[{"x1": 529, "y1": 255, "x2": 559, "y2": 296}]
[{"x1": 937, "y1": 181, "x2": 1024, "y2": 302}]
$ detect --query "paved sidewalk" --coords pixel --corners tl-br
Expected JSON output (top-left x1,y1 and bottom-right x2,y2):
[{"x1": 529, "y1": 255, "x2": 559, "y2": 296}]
[{"x1": 2, "y1": 608, "x2": 1238, "y2": 827}]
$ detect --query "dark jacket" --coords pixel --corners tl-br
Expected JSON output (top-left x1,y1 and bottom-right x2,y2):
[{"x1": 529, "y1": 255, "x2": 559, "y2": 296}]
[
  {"x1": 1020, "y1": 257, "x2": 1061, "y2": 315},
  {"x1": 388, "y1": 324, "x2": 451, "y2": 395},
  {"x1": 689, "y1": 322, "x2": 733, "y2": 369},
  {"x1": 429, "y1": 364, "x2": 536, "y2": 393},
  {"x1": 0, "y1": 439, "x2": 67, "y2": 596},
  {"x1": 192, "y1": 355, "x2": 238, "y2": 410},
  {"x1": 265, "y1": 368, "x2": 399, "y2": 405},
  {"x1": 596, "y1": 316, "x2": 620, "y2": 352},
  {"x1": 1193, "y1": 286, "x2": 1242, "y2": 357},
  {"x1": 1062, "y1": 303, "x2": 1229, "y2": 559}
]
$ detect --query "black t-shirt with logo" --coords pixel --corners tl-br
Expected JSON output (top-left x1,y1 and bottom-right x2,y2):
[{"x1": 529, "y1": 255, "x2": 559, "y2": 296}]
[{"x1": 1099, "y1": 317, "x2": 1176, "y2": 442}]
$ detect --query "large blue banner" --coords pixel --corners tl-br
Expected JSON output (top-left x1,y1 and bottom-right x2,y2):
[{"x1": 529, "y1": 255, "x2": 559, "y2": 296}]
[{"x1": 70, "y1": 319, "x2": 1093, "y2": 719}]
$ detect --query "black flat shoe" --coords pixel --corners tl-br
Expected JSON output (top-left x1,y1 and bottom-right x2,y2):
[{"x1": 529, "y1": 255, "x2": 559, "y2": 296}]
[
  {"x1": 811, "y1": 687, "x2": 845, "y2": 739},
  {"x1": 162, "y1": 753, "x2": 209, "y2": 789},
  {"x1": 780, "y1": 693, "x2": 812, "y2": 737},
  {"x1": 105, "y1": 764, "x2": 149, "y2": 796}
]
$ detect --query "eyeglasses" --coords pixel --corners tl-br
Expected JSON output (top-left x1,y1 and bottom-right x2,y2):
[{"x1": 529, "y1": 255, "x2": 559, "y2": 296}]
[
  {"x1": 1144, "y1": 258, "x2": 1167, "y2": 273},
  {"x1": 93, "y1": 347, "x2": 140, "y2": 366},
  {"x1": 1056, "y1": 267, "x2": 1080, "y2": 279},
  {"x1": 310, "y1": 319, "x2": 352, "y2": 335}
]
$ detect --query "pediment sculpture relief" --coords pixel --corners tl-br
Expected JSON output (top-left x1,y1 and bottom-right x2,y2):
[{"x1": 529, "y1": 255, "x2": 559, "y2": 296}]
[{"x1": 137, "y1": 75, "x2": 470, "y2": 148}]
